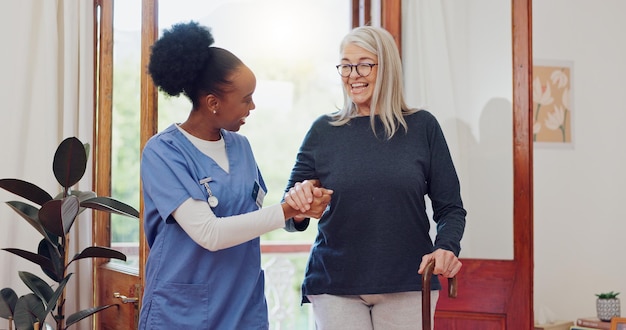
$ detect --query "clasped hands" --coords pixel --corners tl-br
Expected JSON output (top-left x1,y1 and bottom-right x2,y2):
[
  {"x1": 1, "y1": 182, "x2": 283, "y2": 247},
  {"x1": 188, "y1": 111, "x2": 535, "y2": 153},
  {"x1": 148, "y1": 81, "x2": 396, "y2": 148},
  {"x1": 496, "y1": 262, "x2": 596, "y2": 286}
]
[{"x1": 284, "y1": 179, "x2": 333, "y2": 220}]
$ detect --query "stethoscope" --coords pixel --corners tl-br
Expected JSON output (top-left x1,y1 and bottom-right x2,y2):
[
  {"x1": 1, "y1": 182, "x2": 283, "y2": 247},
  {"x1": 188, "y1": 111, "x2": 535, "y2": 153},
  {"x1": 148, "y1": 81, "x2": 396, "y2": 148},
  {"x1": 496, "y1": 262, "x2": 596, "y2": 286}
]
[{"x1": 199, "y1": 177, "x2": 219, "y2": 208}]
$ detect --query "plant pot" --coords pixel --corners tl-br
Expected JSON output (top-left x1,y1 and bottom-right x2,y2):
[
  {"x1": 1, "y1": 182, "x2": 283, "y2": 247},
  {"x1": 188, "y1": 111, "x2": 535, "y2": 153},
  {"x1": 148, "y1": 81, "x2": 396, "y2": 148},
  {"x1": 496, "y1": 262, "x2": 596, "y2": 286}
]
[{"x1": 597, "y1": 298, "x2": 621, "y2": 321}]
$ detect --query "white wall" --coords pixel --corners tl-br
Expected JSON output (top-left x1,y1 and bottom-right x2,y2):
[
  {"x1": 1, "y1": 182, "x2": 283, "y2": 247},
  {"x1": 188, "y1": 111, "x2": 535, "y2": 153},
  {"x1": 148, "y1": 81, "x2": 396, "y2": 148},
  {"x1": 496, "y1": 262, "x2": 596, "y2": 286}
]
[{"x1": 533, "y1": 0, "x2": 626, "y2": 323}]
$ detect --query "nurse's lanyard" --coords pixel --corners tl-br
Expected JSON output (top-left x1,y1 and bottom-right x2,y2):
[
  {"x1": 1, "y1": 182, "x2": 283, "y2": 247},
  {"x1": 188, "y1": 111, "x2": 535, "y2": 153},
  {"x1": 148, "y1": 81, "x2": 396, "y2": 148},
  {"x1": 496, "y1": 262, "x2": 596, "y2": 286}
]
[{"x1": 199, "y1": 177, "x2": 219, "y2": 208}]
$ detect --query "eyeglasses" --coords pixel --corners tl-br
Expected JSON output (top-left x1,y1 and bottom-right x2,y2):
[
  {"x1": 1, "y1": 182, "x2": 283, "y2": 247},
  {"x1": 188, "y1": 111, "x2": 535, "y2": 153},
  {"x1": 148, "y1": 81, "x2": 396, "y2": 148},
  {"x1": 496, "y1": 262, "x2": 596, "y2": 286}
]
[{"x1": 335, "y1": 63, "x2": 378, "y2": 77}]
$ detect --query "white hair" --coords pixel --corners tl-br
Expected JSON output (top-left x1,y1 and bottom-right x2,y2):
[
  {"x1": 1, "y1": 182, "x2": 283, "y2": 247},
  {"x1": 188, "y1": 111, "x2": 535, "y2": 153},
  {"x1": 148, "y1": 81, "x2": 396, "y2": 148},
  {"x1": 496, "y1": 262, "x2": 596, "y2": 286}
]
[{"x1": 330, "y1": 25, "x2": 418, "y2": 139}]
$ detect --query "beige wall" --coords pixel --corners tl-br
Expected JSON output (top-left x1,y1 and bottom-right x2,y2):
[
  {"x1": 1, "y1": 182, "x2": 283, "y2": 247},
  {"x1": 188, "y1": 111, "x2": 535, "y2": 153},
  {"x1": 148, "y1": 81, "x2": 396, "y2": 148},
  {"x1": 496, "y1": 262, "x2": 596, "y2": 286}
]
[{"x1": 533, "y1": 0, "x2": 626, "y2": 323}]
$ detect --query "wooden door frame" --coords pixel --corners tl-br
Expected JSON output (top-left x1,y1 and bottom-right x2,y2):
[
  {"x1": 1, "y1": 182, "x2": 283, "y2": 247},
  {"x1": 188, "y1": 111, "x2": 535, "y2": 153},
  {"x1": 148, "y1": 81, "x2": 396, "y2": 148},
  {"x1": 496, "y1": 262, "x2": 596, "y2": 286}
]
[
  {"x1": 138, "y1": 0, "x2": 159, "y2": 296},
  {"x1": 92, "y1": 0, "x2": 113, "y2": 306},
  {"x1": 92, "y1": 0, "x2": 158, "y2": 328},
  {"x1": 510, "y1": 0, "x2": 534, "y2": 326},
  {"x1": 93, "y1": 0, "x2": 122, "y2": 328}
]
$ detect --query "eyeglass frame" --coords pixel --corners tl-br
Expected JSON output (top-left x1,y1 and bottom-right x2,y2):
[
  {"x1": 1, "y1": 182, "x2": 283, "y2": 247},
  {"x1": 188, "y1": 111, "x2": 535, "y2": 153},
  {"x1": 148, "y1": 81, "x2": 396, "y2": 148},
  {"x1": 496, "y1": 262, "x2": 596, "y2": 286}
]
[{"x1": 335, "y1": 63, "x2": 378, "y2": 77}]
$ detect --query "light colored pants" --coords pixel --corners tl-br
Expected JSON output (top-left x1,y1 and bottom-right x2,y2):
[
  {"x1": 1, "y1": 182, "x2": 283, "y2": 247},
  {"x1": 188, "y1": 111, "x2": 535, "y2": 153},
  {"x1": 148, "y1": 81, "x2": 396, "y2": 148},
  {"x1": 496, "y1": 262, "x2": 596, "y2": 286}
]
[{"x1": 307, "y1": 291, "x2": 439, "y2": 330}]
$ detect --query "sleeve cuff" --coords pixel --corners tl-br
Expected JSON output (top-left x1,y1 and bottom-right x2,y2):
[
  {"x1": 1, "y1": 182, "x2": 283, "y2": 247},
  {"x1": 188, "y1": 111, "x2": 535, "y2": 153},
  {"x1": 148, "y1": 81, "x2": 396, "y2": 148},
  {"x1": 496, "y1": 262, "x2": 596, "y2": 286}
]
[{"x1": 284, "y1": 217, "x2": 310, "y2": 232}]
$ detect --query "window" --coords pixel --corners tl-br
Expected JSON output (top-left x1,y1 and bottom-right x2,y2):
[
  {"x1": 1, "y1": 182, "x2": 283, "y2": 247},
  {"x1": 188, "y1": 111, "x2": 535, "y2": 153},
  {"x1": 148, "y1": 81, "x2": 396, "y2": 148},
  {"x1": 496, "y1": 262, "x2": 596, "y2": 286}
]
[{"x1": 101, "y1": 1, "x2": 351, "y2": 327}]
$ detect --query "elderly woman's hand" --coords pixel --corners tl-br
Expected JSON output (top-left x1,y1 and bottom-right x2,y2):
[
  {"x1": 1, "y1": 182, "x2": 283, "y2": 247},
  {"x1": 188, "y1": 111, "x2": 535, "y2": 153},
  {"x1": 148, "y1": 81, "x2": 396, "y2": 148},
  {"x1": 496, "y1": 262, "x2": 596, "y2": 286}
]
[
  {"x1": 284, "y1": 179, "x2": 321, "y2": 213},
  {"x1": 417, "y1": 249, "x2": 462, "y2": 278}
]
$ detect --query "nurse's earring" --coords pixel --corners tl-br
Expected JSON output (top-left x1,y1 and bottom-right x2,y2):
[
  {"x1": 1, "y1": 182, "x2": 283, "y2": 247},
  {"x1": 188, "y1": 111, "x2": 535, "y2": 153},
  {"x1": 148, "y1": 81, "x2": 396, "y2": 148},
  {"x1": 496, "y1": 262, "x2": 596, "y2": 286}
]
[{"x1": 205, "y1": 94, "x2": 219, "y2": 115}]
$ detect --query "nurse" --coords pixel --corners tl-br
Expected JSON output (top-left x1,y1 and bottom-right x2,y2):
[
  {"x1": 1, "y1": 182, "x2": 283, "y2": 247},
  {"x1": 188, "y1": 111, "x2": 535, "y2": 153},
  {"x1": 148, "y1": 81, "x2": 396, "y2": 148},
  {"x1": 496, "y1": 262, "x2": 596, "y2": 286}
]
[{"x1": 137, "y1": 21, "x2": 333, "y2": 329}]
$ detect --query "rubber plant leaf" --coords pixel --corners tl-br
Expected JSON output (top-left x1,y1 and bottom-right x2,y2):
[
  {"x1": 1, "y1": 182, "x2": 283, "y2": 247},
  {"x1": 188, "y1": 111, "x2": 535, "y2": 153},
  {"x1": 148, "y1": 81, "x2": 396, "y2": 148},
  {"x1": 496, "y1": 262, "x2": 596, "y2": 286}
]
[
  {"x1": 66, "y1": 304, "x2": 118, "y2": 328},
  {"x1": 38, "y1": 196, "x2": 79, "y2": 238},
  {"x1": 37, "y1": 239, "x2": 63, "y2": 283},
  {"x1": 2, "y1": 248, "x2": 56, "y2": 277},
  {"x1": 70, "y1": 246, "x2": 127, "y2": 265},
  {"x1": 55, "y1": 190, "x2": 98, "y2": 217},
  {"x1": 38, "y1": 199, "x2": 64, "y2": 237},
  {"x1": 19, "y1": 271, "x2": 54, "y2": 309},
  {"x1": 55, "y1": 190, "x2": 96, "y2": 201},
  {"x1": 13, "y1": 293, "x2": 46, "y2": 330},
  {"x1": 69, "y1": 190, "x2": 97, "y2": 214},
  {"x1": 5, "y1": 201, "x2": 58, "y2": 245},
  {"x1": 43, "y1": 273, "x2": 72, "y2": 317},
  {"x1": 0, "y1": 287, "x2": 18, "y2": 319},
  {"x1": 0, "y1": 178, "x2": 53, "y2": 206},
  {"x1": 52, "y1": 137, "x2": 87, "y2": 190},
  {"x1": 80, "y1": 196, "x2": 140, "y2": 218},
  {"x1": 84, "y1": 143, "x2": 91, "y2": 160},
  {"x1": 61, "y1": 195, "x2": 80, "y2": 234}
]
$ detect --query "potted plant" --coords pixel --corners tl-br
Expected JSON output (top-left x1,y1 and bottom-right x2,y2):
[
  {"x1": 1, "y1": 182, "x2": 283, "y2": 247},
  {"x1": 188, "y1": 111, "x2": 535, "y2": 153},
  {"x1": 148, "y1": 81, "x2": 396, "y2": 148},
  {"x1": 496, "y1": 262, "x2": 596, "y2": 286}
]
[
  {"x1": 596, "y1": 291, "x2": 621, "y2": 322},
  {"x1": 0, "y1": 137, "x2": 139, "y2": 330}
]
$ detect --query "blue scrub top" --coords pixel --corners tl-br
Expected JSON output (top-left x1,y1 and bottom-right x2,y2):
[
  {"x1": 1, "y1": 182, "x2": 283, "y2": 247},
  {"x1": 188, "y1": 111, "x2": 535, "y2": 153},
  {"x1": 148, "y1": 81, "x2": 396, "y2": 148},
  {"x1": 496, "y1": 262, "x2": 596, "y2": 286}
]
[{"x1": 138, "y1": 125, "x2": 269, "y2": 330}]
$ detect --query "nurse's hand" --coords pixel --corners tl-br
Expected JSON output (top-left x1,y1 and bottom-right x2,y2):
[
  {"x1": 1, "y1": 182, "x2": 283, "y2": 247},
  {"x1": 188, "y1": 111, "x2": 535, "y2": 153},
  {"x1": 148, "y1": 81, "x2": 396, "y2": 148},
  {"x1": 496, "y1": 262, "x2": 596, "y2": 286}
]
[
  {"x1": 284, "y1": 179, "x2": 321, "y2": 213},
  {"x1": 281, "y1": 180, "x2": 332, "y2": 220}
]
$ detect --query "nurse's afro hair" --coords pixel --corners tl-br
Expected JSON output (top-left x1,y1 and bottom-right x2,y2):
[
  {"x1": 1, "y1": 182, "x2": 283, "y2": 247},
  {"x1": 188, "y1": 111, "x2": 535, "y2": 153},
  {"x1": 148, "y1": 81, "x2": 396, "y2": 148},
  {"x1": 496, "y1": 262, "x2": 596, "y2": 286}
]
[
  {"x1": 148, "y1": 21, "x2": 215, "y2": 99},
  {"x1": 148, "y1": 21, "x2": 215, "y2": 96},
  {"x1": 148, "y1": 21, "x2": 244, "y2": 107}
]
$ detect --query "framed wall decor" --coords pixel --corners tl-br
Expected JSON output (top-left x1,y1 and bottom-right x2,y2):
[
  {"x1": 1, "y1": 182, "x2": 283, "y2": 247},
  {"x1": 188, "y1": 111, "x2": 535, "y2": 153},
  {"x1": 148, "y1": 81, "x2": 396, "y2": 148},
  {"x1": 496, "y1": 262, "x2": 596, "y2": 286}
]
[
  {"x1": 532, "y1": 60, "x2": 574, "y2": 147},
  {"x1": 611, "y1": 317, "x2": 626, "y2": 330}
]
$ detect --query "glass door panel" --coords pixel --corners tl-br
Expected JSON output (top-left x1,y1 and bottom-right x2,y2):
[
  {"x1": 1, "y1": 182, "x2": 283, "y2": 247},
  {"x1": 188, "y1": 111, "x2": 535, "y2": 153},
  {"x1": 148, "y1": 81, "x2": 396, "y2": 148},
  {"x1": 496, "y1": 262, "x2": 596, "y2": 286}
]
[
  {"x1": 110, "y1": 0, "x2": 142, "y2": 270},
  {"x1": 155, "y1": 1, "x2": 350, "y2": 328}
]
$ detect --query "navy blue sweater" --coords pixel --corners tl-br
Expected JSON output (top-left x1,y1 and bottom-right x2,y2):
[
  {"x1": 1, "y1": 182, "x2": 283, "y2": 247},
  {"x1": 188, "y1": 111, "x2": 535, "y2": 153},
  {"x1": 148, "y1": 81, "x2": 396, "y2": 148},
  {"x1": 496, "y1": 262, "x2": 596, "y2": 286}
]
[{"x1": 286, "y1": 110, "x2": 466, "y2": 298}]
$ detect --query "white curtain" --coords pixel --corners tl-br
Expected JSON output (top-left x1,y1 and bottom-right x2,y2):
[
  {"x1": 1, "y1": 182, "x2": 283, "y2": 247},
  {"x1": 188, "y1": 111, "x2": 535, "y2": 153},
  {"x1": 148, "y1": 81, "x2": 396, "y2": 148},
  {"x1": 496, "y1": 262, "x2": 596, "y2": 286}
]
[
  {"x1": 402, "y1": 0, "x2": 514, "y2": 259},
  {"x1": 0, "y1": 0, "x2": 94, "y2": 328}
]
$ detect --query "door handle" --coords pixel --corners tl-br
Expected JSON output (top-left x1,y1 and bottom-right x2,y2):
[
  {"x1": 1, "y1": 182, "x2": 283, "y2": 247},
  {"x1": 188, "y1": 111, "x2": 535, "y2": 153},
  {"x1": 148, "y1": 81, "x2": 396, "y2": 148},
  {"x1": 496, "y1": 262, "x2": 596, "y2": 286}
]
[
  {"x1": 113, "y1": 292, "x2": 139, "y2": 304},
  {"x1": 114, "y1": 290, "x2": 141, "y2": 328}
]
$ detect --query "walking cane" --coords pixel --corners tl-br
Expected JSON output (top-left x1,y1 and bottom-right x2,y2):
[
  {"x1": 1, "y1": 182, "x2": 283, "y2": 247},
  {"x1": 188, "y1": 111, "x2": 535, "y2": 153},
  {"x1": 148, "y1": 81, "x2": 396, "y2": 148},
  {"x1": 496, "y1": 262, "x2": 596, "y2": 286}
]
[{"x1": 421, "y1": 260, "x2": 458, "y2": 330}]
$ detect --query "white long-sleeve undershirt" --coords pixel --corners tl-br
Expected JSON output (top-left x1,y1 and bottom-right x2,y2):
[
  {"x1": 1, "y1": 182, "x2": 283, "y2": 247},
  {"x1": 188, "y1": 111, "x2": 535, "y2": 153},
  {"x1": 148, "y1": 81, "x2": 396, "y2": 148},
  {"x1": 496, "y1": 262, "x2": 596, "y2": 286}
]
[
  {"x1": 173, "y1": 199, "x2": 285, "y2": 251},
  {"x1": 172, "y1": 124, "x2": 285, "y2": 251}
]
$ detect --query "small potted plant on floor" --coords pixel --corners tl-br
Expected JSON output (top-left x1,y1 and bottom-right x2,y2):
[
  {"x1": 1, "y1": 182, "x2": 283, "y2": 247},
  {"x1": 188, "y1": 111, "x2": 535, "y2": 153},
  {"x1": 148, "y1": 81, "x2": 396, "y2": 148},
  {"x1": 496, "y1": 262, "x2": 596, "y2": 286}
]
[{"x1": 596, "y1": 291, "x2": 621, "y2": 322}]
